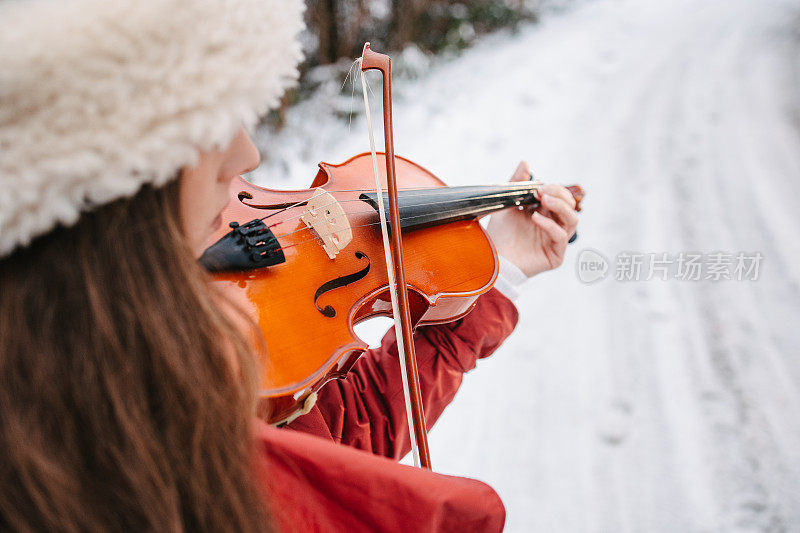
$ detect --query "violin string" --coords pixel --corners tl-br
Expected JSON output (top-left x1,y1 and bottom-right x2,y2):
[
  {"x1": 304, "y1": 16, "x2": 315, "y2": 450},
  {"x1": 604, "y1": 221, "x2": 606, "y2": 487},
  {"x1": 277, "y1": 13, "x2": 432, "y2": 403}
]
[
  {"x1": 272, "y1": 207, "x2": 475, "y2": 245},
  {"x1": 258, "y1": 183, "x2": 541, "y2": 229},
  {"x1": 328, "y1": 183, "x2": 539, "y2": 193},
  {"x1": 250, "y1": 186, "x2": 421, "y2": 223},
  {"x1": 296, "y1": 182, "x2": 538, "y2": 194},
  {"x1": 238, "y1": 181, "x2": 538, "y2": 225},
  {"x1": 257, "y1": 189, "x2": 328, "y2": 222},
  {"x1": 264, "y1": 179, "x2": 555, "y2": 254},
  {"x1": 248, "y1": 180, "x2": 478, "y2": 223},
  {"x1": 267, "y1": 185, "x2": 541, "y2": 237},
  {"x1": 269, "y1": 194, "x2": 532, "y2": 252}
]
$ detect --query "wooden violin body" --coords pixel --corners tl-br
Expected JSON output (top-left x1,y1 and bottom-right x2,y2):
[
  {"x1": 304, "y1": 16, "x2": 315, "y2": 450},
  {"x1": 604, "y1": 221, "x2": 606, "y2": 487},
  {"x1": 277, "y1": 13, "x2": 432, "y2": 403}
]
[{"x1": 206, "y1": 153, "x2": 499, "y2": 424}]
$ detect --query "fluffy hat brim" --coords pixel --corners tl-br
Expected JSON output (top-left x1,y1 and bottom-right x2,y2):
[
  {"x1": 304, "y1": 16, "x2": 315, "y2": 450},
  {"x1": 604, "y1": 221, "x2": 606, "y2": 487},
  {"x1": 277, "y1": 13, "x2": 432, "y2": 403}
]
[{"x1": 0, "y1": 0, "x2": 305, "y2": 256}]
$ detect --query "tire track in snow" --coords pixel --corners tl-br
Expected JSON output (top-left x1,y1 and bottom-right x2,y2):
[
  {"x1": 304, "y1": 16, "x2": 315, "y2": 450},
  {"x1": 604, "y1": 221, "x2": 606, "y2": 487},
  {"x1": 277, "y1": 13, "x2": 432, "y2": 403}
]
[
  {"x1": 255, "y1": 0, "x2": 800, "y2": 530},
  {"x1": 670, "y1": 3, "x2": 800, "y2": 530}
]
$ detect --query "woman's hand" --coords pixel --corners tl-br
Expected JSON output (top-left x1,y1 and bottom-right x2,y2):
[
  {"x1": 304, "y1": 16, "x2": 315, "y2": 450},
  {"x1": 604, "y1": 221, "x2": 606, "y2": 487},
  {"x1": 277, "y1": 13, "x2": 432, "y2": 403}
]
[{"x1": 486, "y1": 161, "x2": 579, "y2": 278}]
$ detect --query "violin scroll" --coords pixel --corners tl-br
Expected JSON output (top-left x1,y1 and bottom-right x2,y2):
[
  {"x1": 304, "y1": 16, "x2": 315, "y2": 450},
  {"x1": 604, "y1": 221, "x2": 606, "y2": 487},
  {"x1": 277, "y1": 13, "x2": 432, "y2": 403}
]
[{"x1": 566, "y1": 185, "x2": 585, "y2": 212}]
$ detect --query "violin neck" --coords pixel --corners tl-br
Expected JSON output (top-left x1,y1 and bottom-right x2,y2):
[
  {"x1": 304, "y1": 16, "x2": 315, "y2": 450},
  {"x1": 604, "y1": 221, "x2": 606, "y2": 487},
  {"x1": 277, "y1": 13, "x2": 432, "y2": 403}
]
[{"x1": 359, "y1": 182, "x2": 540, "y2": 231}]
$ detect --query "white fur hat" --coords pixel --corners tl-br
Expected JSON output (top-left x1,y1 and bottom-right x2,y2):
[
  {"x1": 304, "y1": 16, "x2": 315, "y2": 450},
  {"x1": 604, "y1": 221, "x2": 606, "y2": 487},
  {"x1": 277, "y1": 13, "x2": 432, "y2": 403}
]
[{"x1": 0, "y1": 0, "x2": 305, "y2": 257}]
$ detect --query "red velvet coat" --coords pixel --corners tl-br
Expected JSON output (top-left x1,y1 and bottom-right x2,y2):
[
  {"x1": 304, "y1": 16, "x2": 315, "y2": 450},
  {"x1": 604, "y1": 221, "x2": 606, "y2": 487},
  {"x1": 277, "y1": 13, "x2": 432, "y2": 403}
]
[{"x1": 255, "y1": 288, "x2": 519, "y2": 532}]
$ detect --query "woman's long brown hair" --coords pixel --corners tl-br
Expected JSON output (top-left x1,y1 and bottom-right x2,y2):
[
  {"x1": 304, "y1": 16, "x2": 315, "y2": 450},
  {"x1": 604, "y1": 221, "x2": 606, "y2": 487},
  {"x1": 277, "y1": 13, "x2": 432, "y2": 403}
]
[{"x1": 0, "y1": 181, "x2": 271, "y2": 531}]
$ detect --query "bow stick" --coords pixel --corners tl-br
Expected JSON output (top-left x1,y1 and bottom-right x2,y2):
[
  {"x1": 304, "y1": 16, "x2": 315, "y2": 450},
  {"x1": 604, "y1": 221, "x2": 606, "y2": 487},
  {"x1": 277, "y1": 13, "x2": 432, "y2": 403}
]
[{"x1": 360, "y1": 43, "x2": 432, "y2": 469}]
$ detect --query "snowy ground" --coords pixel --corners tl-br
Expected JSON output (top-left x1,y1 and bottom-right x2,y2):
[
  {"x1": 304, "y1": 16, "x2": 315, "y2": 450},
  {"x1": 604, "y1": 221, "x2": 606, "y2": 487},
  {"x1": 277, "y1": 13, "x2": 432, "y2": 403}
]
[{"x1": 253, "y1": 0, "x2": 800, "y2": 530}]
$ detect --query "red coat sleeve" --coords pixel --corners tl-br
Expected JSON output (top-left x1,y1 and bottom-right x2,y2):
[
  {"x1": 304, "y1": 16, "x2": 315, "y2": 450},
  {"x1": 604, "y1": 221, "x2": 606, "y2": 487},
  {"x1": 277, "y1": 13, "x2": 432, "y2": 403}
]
[{"x1": 285, "y1": 288, "x2": 519, "y2": 459}]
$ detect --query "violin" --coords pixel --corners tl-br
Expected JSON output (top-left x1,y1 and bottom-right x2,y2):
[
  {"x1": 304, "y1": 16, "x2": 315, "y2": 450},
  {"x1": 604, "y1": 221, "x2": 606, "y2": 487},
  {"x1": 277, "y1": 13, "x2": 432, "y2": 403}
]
[
  {"x1": 200, "y1": 44, "x2": 583, "y2": 468},
  {"x1": 201, "y1": 154, "x2": 582, "y2": 419}
]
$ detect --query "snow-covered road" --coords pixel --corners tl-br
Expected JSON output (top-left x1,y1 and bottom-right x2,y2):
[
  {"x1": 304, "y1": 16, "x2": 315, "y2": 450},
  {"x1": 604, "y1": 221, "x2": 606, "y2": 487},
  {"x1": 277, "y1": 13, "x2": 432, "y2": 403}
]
[{"x1": 255, "y1": 0, "x2": 800, "y2": 530}]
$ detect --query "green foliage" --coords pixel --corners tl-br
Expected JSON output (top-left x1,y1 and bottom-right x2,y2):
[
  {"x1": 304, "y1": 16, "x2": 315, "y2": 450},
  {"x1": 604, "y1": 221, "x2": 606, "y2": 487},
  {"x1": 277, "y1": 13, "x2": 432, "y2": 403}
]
[
  {"x1": 306, "y1": 0, "x2": 538, "y2": 66},
  {"x1": 418, "y1": 1, "x2": 537, "y2": 53},
  {"x1": 266, "y1": 0, "x2": 539, "y2": 128}
]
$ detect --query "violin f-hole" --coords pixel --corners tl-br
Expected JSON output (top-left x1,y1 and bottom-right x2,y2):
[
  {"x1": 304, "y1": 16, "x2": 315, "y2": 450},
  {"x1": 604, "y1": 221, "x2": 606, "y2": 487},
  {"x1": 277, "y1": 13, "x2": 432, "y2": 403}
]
[{"x1": 314, "y1": 252, "x2": 371, "y2": 317}]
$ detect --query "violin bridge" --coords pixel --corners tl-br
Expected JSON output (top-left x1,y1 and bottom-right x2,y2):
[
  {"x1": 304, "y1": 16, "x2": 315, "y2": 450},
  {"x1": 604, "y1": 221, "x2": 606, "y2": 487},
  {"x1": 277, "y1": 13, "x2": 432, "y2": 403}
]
[{"x1": 300, "y1": 190, "x2": 353, "y2": 259}]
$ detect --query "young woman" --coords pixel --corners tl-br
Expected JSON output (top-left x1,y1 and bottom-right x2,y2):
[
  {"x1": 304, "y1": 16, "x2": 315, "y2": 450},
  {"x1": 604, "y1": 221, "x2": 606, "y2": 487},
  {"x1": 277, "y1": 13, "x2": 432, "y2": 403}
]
[{"x1": 0, "y1": 0, "x2": 578, "y2": 531}]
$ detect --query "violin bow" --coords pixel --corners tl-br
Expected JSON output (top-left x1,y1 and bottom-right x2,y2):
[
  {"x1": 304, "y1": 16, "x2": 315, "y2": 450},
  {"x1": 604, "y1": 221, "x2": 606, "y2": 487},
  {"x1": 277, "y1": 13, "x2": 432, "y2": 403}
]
[{"x1": 359, "y1": 43, "x2": 432, "y2": 469}]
